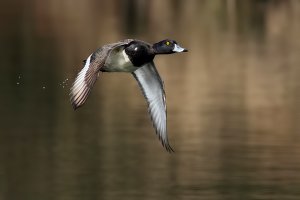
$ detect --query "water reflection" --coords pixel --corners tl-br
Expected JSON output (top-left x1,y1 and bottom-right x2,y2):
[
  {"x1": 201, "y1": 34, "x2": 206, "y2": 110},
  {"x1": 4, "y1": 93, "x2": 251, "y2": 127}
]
[{"x1": 1, "y1": 0, "x2": 300, "y2": 200}]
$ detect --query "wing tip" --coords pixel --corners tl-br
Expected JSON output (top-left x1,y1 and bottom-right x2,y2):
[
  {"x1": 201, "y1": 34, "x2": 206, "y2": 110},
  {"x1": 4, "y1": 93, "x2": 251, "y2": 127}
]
[
  {"x1": 162, "y1": 141, "x2": 175, "y2": 153},
  {"x1": 71, "y1": 100, "x2": 81, "y2": 110},
  {"x1": 69, "y1": 87, "x2": 89, "y2": 110},
  {"x1": 166, "y1": 146, "x2": 175, "y2": 153}
]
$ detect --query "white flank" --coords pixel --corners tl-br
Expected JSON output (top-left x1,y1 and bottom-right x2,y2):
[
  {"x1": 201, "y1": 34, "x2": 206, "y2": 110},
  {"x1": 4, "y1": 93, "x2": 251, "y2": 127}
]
[{"x1": 122, "y1": 50, "x2": 130, "y2": 63}]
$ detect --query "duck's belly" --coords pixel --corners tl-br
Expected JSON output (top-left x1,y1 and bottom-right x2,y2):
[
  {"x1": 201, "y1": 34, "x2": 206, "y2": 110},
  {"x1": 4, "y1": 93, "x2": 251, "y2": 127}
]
[{"x1": 103, "y1": 50, "x2": 139, "y2": 72}]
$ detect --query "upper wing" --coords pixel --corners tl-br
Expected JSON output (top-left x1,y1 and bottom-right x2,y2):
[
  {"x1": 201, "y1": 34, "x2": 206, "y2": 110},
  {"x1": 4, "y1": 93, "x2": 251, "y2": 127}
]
[
  {"x1": 132, "y1": 62, "x2": 174, "y2": 152},
  {"x1": 70, "y1": 39, "x2": 134, "y2": 109}
]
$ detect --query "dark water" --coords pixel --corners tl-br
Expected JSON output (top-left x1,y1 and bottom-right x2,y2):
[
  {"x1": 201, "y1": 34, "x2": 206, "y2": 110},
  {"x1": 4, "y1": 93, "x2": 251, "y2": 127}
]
[{"x1": 1, "y1": 0, "x2": 300, "y2": 199}]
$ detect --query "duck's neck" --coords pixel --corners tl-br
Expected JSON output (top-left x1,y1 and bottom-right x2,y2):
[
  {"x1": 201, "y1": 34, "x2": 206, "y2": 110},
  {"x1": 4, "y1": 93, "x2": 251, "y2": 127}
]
[
  {"x1": 125, "y1": 48, "x2": 155, "y2": 67},
  {"x1": 152, "y1": 43, "x2": 161, "y2": 55}
]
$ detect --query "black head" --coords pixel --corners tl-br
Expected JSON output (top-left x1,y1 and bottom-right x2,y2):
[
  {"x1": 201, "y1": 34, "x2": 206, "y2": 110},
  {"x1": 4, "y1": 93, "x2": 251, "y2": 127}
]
[{"x1": 153, "y1": 39, "x2": 188, "y2": 55}]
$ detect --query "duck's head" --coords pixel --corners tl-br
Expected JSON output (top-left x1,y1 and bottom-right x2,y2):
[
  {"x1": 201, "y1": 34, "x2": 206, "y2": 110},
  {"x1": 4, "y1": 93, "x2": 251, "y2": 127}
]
[{"x1": 153, "y1": 39, "x2": 188, "y2": 55}]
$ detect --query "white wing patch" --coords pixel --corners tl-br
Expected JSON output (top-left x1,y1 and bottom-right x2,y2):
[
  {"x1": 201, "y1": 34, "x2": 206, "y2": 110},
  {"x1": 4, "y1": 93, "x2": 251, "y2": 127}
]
[
  {"x1": 122, "y1": 50, "x2": 130, "y2": 63},
  {"x1": 70, "y1": 54, "x2": 94, "y2": 109}
]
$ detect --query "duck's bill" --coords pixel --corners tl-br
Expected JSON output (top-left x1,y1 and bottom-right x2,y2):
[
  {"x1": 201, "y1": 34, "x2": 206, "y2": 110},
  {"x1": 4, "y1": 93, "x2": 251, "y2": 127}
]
[{"x1": 173, "y1": 44, "x2": 188, "y2": 52}]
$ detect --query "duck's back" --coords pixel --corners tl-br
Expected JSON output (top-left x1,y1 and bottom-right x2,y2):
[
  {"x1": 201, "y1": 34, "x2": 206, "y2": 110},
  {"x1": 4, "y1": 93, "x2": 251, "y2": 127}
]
[
  {"x1": 87, "y1": 39, "x2": 133, "y2": 72},
  {"x1": 99, "y1": 39, "x2": 153, "y2": 72}
]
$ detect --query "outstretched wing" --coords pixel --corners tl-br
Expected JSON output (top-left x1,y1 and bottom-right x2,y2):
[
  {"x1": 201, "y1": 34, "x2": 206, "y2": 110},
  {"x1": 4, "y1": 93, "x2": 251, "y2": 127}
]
[
  {"x1": 70, "y1": 39, "x2": 134, "y2": 109},
  {"x1": 70, "y1": 53, "x2": 104, "y2": 109},
  {"x1": 132, "y1": 62, "x2": 174, "y2": 152}
]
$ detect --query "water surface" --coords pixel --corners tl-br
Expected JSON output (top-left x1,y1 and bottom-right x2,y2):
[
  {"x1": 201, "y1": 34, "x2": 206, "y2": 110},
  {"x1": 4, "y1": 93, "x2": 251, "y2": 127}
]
[{"x1": 1, "y1": 1, "x2": 300, "y2": 200}]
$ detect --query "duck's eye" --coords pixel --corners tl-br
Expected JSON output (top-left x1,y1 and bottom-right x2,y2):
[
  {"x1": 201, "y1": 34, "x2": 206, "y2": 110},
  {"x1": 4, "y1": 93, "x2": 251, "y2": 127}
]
[{"x1": 165, "y1": 41, "x2": 170, "y2": 46}]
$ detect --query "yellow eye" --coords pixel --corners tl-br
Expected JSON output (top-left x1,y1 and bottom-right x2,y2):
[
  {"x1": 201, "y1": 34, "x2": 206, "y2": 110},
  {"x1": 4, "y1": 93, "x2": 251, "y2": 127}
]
[{"x1": 166, "y1": 41, "x2": 170, "y2": 45}]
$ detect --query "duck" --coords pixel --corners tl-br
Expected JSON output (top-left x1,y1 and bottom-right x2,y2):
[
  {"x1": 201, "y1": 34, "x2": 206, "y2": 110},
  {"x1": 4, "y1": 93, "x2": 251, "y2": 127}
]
[{"x1": 70, "y1": 39, "x2": 187, "y2": 152}]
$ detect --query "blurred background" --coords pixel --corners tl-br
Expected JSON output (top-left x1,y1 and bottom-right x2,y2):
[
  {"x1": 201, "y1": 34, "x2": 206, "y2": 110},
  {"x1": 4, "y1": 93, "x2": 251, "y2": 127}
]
[{"x1": 1, "y1": 0, "x2": 300, "y2": 199}]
